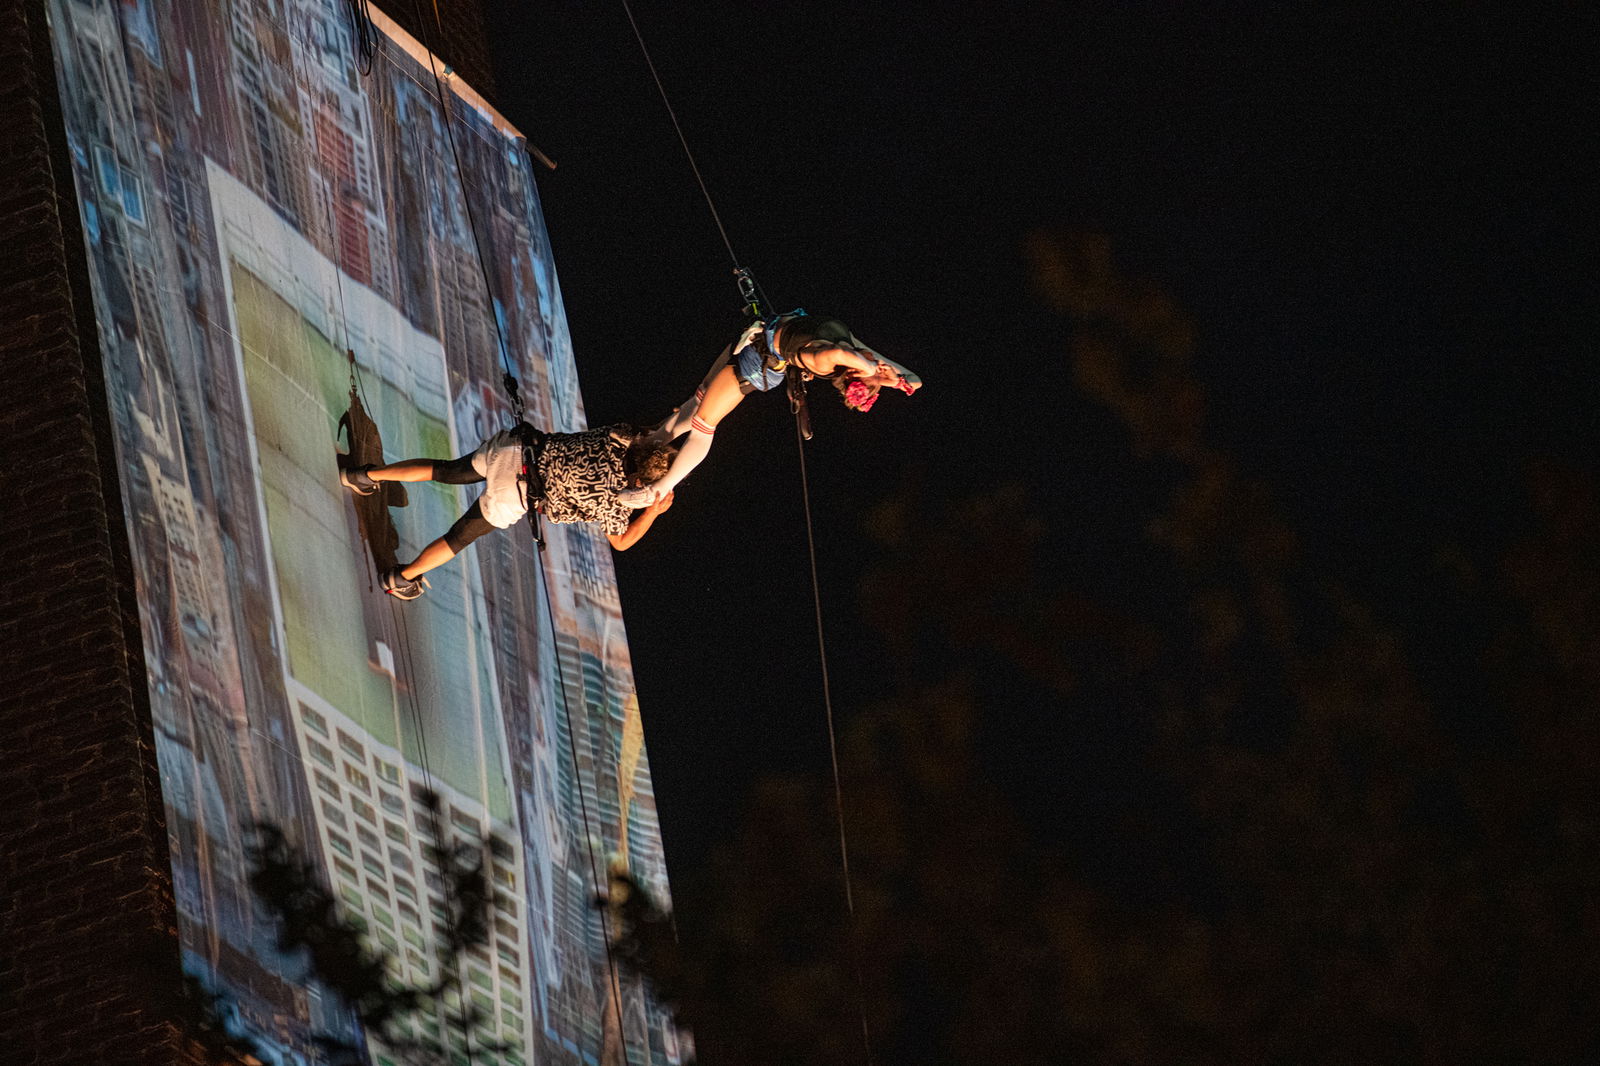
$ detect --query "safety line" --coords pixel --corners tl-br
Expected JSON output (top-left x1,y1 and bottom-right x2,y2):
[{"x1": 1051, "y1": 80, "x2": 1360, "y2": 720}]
[
  {"x1": 619, "y1": 5, "x2": 874, "y2": 1060},
  {"x1": 390, "y1": 601, "x2": 505, "y2": 1066},
  {"x1": 342, "y1": 0, "x2": 378, "y2": 76},
  {"x1": 618, "y1": 0, "x2": 743, "y2": 273},
  {"x1": 390, "y1": 603, "x2": 441, "y2": 846},
  {"x1": 793, "y1": 415, "x2": 876, "y2": 1065},
  {"x1": 790, "y1": 423, "x2": 855, "y2": 917},
  {"x1": 403, "y1": 5, "x2": 635, "y2": 1060},
  {"x1": 406, "y1": 1, "x2": 515, "y2": 387},
  {"x1": 275, "y1": 15, "x2": 467, "y2": 1056},
  {"x1": 259, "y1": 14, "x2": 499, "y2": 1063},
  {"x1": 534, "y1": 537, "x2": 638, "y2": 1057}
]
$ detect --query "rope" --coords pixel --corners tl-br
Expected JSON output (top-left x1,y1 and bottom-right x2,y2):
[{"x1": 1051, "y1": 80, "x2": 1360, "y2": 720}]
[
  {"x1": 406, "y1": 3, "x2": 515, "y2": 390},
  {"x1": 389, "y1": 587, "x2": 496, "y2": 1066},
  {"x1": 204, "y1": 12, "x2": 470, "y2": 1055},
  {"x1": 404, "y1": 2, "x2": 547, "y2": 549},
  {"x1": 793, "y1": 416, "x2": 876, "y2": 1065},
  {"x1": 618, "y1": 0, "x2": 743, "y2": 275},
  {"x1": 791, "y1": 423, "x2": 854, "y2": 916},
  {"x1": 343, "y1": 0, "x2": 378, "y2": 76},
  {"x1": 534, "y1": 542, "x2": 637, "y2": 1057},
  {"x1": 277, "y1": 15, "x2": 471, "y2": 1054},
  {"x1": 619, "y1": 5, "x2": 873, "y2": 1059},
  {"x1": 404, "y1": 5, "x2": 634, "y2": 1059},
  {"x1": 299, "y1": 32, "x2": 375, "y2": 439},
  {"x1": 618, "y1": 1, "x2": 782, "y2": 318},
  {"x1": 389, "y1": 605, "x2": 441, "y2": 847}
]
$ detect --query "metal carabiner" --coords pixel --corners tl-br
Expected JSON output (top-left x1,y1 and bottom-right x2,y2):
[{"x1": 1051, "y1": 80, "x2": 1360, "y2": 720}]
[{"x1": 734, "y1": 267, "x2": 762, "y2": 318}]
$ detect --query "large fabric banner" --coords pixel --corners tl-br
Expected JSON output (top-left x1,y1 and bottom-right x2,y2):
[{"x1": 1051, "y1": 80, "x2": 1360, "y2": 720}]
[{"x1": 47, "y1": 1, "x2": 680, "y2": 1062}]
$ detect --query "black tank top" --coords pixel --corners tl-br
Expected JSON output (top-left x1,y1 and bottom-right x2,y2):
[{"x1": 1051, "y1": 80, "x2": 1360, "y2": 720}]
[{"x1": 775, "y1": 314, "x2": 854, "y2": 376}]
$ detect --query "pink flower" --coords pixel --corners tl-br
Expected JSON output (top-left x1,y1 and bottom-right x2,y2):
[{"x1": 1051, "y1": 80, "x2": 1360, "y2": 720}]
[{"x1": 844, "y1": 379, "x2": 879, "y2": 412}]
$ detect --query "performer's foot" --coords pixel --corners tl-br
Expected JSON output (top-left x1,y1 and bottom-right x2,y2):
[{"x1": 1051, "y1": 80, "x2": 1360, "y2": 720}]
[
  {"x1": 340, "y1": 464, "x2": 379, "y2": 496},
  {"x1": 616, "y1": 485, "x2": 660, "y2": 509},
  {"x1": 380, "y1": 566, "x2": 428, "y2": 600}
]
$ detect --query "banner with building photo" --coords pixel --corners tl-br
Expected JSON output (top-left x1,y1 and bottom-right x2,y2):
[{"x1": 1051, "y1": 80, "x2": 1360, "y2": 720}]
[{"x1": 47, "y1": 1, "x2": 680, "y2": 1062}]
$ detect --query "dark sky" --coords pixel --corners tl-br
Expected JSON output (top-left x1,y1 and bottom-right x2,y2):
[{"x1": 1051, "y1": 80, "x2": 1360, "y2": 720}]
[{"x1": 480, "y1": 0, "x2": 1590, "y2": 914}]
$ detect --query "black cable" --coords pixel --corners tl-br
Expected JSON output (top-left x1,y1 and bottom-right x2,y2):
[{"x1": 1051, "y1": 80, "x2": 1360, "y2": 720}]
[
  {"x1": 618, "y1": 0, "x2": 743, "y2": 274},
  {"x1": 534, "y1": 540, "x2": 637, "y2": 1060},
  {"x1": 793, "y1": 413, "x2": 875, "y2": 1065},
  {"x1": 404, "y1": 4, "x2": 635, "y2": 1059},
  {"x1": 344, "y1": 0, "x2": 377, "y2": 76},
  {"x1": 404, "y1": 1, "x2": 515, "y2": 390},
  {"x1": 619, "y1": 5, "x2": 873, "y2": 1058}
]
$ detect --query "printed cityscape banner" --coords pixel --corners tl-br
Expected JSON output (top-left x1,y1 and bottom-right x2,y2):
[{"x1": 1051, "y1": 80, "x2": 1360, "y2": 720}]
[{"x1": 46, "y1": 1, "x2": 681, "y2": 1062}]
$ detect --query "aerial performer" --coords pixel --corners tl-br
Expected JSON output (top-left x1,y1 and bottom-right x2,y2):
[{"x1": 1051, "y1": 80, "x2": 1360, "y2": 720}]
[
  {"x1": 614, "y1": 311, "x2": 922, "y2": 508},
  {"x1": 341, "y1": 424, "x2": 678, "y2": 599}
]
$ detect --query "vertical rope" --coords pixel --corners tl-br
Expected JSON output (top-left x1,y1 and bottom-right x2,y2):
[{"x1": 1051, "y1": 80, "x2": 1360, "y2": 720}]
[
  {"x1": 403, "y1": 4, "x2": 634, "y2": 1059},
  {"x1": 792, "y1": 423, "x2": 855, "y2": 915},
  {"x1": 535, "y1": 543, "x2": 637, "y2": 1060},
  {"x1": 279, "y1": 13, "x2": 460, "y2": 1056},
  {"x1": 620, "y1": 5, "x2": 874, "y2": 1058},
  {"x1": 794, "y1": 417, "x2": 876, "y2": 1065},
  {"x1": 618, "y1": 0, "x2": 743, "y2": 273}
]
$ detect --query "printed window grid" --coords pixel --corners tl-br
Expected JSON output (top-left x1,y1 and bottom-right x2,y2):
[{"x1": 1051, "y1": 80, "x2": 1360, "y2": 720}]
[
  {"x1": 336, "y1": 729, "x2": 364, "y2": 761},
  {"x1": 293, "y1": 709, "x2": 538, "y2": 1051}
]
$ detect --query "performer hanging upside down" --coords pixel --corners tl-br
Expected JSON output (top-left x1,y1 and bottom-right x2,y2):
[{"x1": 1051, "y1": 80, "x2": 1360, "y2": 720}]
[
  {"x1": 341, "y1": 424, "x2": 677, "y2": 599},
  {"x1": 615, "y1": 311, "x2": 921, "y2": 508}
]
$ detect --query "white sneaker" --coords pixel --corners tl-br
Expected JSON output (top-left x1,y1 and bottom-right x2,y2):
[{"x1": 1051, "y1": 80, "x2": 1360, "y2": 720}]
[{"x1": 616, "y1": 485, "x2": 660, "y2": 509}]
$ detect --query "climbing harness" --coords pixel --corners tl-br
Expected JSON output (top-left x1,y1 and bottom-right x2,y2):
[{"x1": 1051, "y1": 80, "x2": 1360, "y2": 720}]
[
  {"x1": 498, "y1": 373, "x2": 548, "y2": 552},
  {"x1": 750, "y1": 308, "x2": 818, "y2": 441}
]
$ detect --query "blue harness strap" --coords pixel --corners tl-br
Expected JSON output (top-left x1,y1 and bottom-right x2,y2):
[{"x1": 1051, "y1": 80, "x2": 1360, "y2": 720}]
[
  {"x1": 757, "y1": 308, "x2": 808, "y2": 372},
  {"x1": 734, "y1": 309, "x2": 808, "y2": 393}
]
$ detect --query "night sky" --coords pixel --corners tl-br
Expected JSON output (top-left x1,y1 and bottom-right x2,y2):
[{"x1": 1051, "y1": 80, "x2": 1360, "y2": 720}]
[{"x1": 482, "y1": 3, "x2": 1591, "y2": 1060}]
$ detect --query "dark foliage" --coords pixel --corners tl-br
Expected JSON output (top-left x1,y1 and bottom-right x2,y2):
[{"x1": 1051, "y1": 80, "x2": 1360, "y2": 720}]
[{"x1": 217, "y1": 790, "x2": 510, "y2": 1065}]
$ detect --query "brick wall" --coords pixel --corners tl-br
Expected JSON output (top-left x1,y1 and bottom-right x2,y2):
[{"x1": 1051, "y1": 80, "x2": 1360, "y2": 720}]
[
  {"x1": 0, "y1": 0, "x2": 495, "y2": 1062},
  {"x1": 0, "y1": 0, "x2": 203, "y2": 1062}
]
